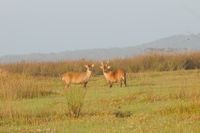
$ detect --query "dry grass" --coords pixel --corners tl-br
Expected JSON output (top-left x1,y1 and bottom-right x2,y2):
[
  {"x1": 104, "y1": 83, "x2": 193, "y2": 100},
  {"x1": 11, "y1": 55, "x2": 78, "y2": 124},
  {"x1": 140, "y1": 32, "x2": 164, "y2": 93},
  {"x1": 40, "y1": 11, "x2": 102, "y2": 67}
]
[
  {"x1": 109, "y1": 51, "x2": 200, "y2": 72},
  {"x1": 0, "y1": 60, "x2": 96, "y2": 77},
  {"x1": 0, "y1": 73, "x2": 57, "y2": 100},
  {"x1": 157, "y1": 100, "x2": 200, "y2": 117},
  {"x1": 0, "y1": 68, "x2": 8, "y2": 76},
  {"x1": 1, "y1": 51, "x2": 200, "y2": 77},
  {"x1": 0, "y1": 103, "x2": 67, "y2": 125}
]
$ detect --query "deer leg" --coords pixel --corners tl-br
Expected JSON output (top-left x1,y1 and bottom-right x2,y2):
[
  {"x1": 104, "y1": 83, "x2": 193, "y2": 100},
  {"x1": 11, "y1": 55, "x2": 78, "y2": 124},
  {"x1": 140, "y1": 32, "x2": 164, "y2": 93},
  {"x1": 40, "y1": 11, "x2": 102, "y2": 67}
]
[
  {"x1": 65, "y1": 84, "x2": 70, "y2": 89},
  {"x1": 109, "y1": 82, "x2": 113, "y2": 88},
  {"x1": 120, "y1": 80, "x2": 123, "y2": 87},
  {"x1": 124, "y1": 77, "x2": 127, "y2": 87},
  {"x1": 83, "y1": 82, "x2": 88, "y2": 88}
]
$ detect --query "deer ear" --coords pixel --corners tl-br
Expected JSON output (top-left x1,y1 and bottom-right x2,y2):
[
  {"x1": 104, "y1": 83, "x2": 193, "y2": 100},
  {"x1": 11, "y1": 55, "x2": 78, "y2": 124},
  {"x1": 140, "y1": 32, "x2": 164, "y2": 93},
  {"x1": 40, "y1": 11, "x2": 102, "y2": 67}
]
[
  {"x1": 107, "y1": 66, "x2": 111, "y2": 69},
  {"x1": 91, "y1": 64, "x2": 94, "y2": 67}
]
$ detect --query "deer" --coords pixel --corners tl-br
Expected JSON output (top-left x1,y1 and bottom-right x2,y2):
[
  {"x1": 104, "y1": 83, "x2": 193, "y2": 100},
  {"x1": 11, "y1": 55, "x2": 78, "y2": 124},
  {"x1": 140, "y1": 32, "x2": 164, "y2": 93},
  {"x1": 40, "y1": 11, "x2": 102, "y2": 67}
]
[
  {"x1": 62, "y1": 64, "x2": 94, "y2": 89},
  {"x1": 100, "y1": 62, "x2": 127, "y2": 88}
]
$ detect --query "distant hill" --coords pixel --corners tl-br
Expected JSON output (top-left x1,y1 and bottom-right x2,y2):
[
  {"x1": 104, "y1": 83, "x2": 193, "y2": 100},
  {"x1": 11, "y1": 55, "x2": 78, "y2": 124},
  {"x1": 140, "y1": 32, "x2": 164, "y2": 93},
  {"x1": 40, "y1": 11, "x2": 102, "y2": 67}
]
[{"x1": 0, "y1": 34, "x2": 200, "y2": 63}]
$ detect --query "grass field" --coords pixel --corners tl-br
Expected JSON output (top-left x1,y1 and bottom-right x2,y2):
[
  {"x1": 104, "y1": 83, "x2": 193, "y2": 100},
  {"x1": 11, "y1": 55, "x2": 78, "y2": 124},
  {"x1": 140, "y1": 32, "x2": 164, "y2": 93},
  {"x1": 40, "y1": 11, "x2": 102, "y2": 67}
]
[{"x1": 0, "y1": 70, "x2": 200, "y2": 132}]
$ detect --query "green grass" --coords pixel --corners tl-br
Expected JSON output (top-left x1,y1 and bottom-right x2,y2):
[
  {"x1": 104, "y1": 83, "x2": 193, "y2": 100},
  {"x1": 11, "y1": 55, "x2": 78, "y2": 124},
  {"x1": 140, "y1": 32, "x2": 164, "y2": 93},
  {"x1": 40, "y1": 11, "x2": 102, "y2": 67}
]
[{"x1": 0, "y1": 70, "x2": 200, "y2": 132}]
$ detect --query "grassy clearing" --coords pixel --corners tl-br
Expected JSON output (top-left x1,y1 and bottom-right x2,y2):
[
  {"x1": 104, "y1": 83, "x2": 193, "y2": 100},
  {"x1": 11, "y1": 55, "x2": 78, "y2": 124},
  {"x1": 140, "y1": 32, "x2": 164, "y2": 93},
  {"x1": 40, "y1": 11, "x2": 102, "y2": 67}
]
[{"x1": 0, "y1": 70, "x2": 200, "y2": 132}]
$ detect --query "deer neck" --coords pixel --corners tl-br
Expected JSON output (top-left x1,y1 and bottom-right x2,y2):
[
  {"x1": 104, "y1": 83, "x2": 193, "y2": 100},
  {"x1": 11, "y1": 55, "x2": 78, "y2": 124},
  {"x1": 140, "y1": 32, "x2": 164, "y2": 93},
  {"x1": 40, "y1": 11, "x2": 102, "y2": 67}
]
[
  {"x1": 86, "y1": 69, "x2": 92, "y2": 78},
  {"x1": 103, "y1": 70, "x2": 111, "y2": 80}
]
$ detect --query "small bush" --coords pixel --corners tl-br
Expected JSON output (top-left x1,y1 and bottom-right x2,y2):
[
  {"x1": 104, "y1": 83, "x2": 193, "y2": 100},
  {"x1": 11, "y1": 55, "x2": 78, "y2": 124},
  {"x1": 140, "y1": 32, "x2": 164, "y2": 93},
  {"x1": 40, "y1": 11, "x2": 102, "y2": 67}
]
[{"x1": 65, "y1": 88, "x2": 87, "y2": 118}]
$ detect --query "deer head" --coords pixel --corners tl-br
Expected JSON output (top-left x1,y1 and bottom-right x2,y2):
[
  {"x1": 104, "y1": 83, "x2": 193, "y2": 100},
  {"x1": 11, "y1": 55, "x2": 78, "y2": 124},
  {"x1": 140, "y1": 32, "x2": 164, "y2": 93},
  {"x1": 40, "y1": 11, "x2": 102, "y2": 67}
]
[{"x1": 100, "y1": 62, "x2": 111, "y2": 72}]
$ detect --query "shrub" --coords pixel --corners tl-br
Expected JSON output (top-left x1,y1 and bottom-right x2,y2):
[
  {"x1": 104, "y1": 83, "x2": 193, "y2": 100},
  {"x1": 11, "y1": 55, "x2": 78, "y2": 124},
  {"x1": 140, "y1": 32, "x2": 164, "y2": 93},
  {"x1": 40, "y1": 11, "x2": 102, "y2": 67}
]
[{"x1": 65, "y1": 88, "x2": 87, "y2": 118}]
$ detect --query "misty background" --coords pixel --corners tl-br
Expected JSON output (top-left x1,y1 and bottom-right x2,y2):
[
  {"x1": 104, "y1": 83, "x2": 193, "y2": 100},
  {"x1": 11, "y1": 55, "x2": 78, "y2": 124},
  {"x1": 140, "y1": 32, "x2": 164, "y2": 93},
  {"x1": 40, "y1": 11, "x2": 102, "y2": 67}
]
[{"x1": 0, "y1": 0, "x2": 200, "y2": 56}]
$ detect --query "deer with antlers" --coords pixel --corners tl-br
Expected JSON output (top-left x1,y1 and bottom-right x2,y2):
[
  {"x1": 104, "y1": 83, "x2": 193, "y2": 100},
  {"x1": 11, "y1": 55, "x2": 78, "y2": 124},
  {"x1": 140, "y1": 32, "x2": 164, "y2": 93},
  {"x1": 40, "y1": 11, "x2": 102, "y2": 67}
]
[{"x1": 100, "y1": 62, "x2": 127, "y2": 88}]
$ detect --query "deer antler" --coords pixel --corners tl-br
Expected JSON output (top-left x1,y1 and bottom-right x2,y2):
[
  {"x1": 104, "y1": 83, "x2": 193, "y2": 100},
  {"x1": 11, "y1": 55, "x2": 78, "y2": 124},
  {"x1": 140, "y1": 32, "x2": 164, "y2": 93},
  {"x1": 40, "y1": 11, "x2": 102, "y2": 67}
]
[{"x1": 101, "y1": 62, "x2": 104, "y2": 66}]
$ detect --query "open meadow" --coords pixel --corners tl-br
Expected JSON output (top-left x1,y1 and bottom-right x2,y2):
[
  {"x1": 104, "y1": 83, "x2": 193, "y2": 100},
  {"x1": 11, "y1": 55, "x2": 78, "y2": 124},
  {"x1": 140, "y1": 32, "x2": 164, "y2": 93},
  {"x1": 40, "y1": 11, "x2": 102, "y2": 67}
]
[
  {"x1": 1, "y1": 0, "x2": 200, "y2": 132},
  {"x1": 0, "y1": 68, "x2": 200, "y2": 133}
]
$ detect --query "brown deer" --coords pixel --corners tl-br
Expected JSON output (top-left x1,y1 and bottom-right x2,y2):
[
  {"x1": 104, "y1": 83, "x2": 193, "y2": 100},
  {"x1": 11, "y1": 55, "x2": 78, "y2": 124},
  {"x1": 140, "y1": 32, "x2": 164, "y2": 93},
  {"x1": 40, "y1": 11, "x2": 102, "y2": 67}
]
[
  {"x1": 100, "y1": 62, "x2": 127, "y2": 88},
  {"x1": 62, "y1": 64, "x2": 94, "y2": 89}
]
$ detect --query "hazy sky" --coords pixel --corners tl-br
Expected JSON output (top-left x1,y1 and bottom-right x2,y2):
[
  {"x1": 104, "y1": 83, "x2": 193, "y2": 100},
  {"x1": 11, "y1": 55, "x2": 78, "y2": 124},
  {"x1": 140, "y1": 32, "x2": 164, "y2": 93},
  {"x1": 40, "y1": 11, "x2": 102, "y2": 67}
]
[{"x1": 0, "y1": 0, "x2": 200, "y2": 56}]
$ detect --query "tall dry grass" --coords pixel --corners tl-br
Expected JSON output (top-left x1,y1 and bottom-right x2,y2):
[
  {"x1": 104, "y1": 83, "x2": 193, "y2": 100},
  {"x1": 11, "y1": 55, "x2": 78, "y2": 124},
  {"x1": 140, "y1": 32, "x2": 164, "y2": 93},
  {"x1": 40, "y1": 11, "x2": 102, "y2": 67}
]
[
  {"x1": 111, "y1": 51, "x2": 200, "y2": 72},
  {"x1": 0, "y1": 73, "x2": 56, "y2": 100},
  {"x1": 0, "y1": 51, "x2": 200, "y2": 77},
  {"x1": 0, "y1": 73, "x2": 59, "y2": 124},
  {"x1": 0, "y1": 59, "x2": 97, "y2": 77}
]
